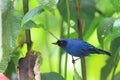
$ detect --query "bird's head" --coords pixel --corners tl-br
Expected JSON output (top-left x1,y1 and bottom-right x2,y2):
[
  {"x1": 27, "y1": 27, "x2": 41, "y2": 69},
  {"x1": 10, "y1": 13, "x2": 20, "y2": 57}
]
[{"x1": 52, "y1": 40, "x2": 67, "y2": 47}]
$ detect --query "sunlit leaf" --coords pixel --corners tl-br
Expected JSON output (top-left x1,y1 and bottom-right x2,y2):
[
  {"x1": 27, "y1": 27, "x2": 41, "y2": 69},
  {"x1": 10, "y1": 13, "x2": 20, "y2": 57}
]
[
  {"x1": 21, "y1": 6, "x2": 44, "y2": 27},
  {"x1": 112, "y1": 18, "x2": 120, "y2": 39},
  {"x1": 22, "y1": 20, "x2": 38, "y2": 29},
  {"x1": 69, "y1": 32, "x2": 78, "y2": 39},
  {"x1": 97, "y1": 18, "x2": 120, "y2": 48},
  {"x1": 57, "y1": 0, "x2": 95, "y2": 34},
  {"x1": 99, "y1": 19, "x2": 120, "y2": 80},
  {"x1": 97, "y1": 17, "x2": 115, "y2": 47},
  {"x1": 110, "y1": 37, "x2": 120, "y2": 56},
  {"x1": 101, "y1": 37, "x2": 120, "y2": 80},
  {"x1": 96, "y1": 0, "x2": 115, "y2": 16},
  {"x1": 80, "y1": 0, "x2": 96, "y2": 35},
  {"x1": 2, "y1": 0, "x2": 12, "y2": 12},
  {"x1": 84, "y1": 16, "x2": 103, "y2": 40},
  {"x1": 41, "y1": 72, "x2": 65, "y2": 80},
  {"x1": 38, "y1": 0, "x2": 58, "y2": 10},
  {"x1": 0, "y1": 1, "x2": 22, "y2": 73},
  {"x1": 114, "y1": 72, "x2": 120, "y2": 80},
  {"x1": 111, "y1": 0, "x2": 120, "y2": 12}
]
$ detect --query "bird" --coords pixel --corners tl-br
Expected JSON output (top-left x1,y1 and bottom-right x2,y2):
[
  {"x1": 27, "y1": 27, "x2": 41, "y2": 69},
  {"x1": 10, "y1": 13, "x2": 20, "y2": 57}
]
[{"x1": 52, "y1": 39, "x2": 111, "y2": 58}]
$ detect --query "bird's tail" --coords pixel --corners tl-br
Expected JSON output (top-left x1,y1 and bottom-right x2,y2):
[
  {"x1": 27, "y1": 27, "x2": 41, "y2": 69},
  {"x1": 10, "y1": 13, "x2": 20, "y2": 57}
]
[{"x1": 96, "y1": 49, "x2": 112, "y2": 56}]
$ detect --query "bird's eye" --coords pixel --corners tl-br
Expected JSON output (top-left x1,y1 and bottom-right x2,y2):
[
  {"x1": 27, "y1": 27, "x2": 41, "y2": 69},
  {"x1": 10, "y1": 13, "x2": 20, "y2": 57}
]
[
  {"x1": 60, "y1": 41, "x2": 64, "y2": 45},
  {"x1": 57, "y1": 40, "x2": 67, "y2": 46}
]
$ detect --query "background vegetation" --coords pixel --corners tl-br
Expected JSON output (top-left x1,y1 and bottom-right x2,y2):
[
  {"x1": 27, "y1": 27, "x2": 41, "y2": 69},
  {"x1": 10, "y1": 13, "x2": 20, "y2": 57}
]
[{"x1": 0, "y1": 0, "x2": 120, "y2": 80}]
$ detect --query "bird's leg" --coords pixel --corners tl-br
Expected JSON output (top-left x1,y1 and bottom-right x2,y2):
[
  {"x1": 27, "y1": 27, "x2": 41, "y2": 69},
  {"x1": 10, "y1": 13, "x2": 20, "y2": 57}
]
[
  {"x1": 72, "y1": 58, "x2": 80, "y2": 64},
  {"x1": 72, "y1": 59, "x2": 75, "y2": 64}
]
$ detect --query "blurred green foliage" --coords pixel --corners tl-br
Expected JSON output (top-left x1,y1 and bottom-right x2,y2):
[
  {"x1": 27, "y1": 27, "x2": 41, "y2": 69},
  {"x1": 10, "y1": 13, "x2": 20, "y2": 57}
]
[{"x1": 1, "y1": 0, "x2": 120, "y2": 80}]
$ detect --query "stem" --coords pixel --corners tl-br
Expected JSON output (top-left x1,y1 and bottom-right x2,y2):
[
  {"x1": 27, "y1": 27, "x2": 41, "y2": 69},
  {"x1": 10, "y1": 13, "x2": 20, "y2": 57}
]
[
  {"x1": 64, "y1": 53, "x2": 68, "y2": 80},
  {"x1": 112, "y1": 47, "x2": 120, "y2": 80},
  {"x1": 65, "y1": 0, "x2": 71, "y2": 79},
  {"x1": 112, "y1": 61, "x2": 119, "y2": 80},
  {"x1": 25, "y1": 30, "x2": 32, "y2": 51},
  {"x1": 59, "y1": 49, "x2": 63, "y2": 74},
  {"x1": 59, "y1": 20, "x2": 64, "y2": 74},
  {"x1": 18, "y1": 0, "x2": 33, "y2": 80},
  {"x1": 74, "y1": 0, "x2": 87, "y2": 80},
  {"x1": 81, "y1": 58, "x2": 86, "y2": 80},
  {"x1": 23, "y1": 0, "x2": 32, "y2": 51},
  {"x1": 0, "y1": 0, "x2": 2, "y2": 61}
]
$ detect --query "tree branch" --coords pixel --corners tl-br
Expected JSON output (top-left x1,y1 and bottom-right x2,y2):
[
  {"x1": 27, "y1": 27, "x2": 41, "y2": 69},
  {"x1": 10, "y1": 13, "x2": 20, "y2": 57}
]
[{"x1": 74, "y1": 0, "x2": 87, "y2": 80}]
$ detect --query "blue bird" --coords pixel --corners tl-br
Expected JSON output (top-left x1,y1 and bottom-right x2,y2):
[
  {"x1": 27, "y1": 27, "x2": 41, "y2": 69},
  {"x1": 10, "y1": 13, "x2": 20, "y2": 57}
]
[{"x1": 53, "y1": 39, "x2": 111, "y2": 58}]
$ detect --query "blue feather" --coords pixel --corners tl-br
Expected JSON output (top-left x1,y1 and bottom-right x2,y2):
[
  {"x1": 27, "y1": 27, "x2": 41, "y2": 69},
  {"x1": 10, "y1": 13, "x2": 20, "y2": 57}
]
[{"x1": 53, "y1": 39, "x2": 111, "y2": 58}]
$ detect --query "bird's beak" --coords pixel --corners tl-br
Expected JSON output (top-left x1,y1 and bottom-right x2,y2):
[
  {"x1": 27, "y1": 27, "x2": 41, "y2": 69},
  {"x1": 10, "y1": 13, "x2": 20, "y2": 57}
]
[{"x1": 52, "y1": 42, "x2": 57, "y2": 45}]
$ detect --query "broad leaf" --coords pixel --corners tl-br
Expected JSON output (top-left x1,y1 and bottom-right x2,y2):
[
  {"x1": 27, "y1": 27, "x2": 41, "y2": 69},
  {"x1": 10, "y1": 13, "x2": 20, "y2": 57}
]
[
  {"x1": 97, "y1": 18, "x2": 120, "y2": 48},
  {"x1": 41, "y1": 72, "x2": 65, "y2": 80},
  {"x1": 114, "y1": 72, "x2": 120, "y2": 80},
  {"x1": 57, "y1": 0, "x2": 95, "y2": 34},
  {"x1": 4, "y1": 60, "x2": 16, "y2": 79},
  {"x1": 84, "y1": 16, "x2": 103, "y2": 40},
  {"x1": 22, "y1": 20, "x2": 37, "y2": 29},
  {"x1": 111, "y1": 0, "x2": 120, "y2": 13},
  {"x1": 0, "y1": 1, "x2": 22, "y2": 73},
  {"x1": 21, "y1": 6, "x2": 44, "y2": 27},
  {"x1": 38, "y1": 0, "x2": 58, "y2": 10},
  {"x1": 101, "y1": 37, "x2": 120, "y2": 80},
  {"x1": 112, "y1": 19, "x2": 120, "y2": 39},
  {"x1": 97, "y1": 17, "x2": 115, "y2": 47}
]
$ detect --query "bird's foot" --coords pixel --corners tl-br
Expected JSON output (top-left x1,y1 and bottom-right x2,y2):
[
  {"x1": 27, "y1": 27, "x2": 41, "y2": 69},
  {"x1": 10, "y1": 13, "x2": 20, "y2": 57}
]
[
  {"x1": 72, "y1": 58, "x2": 80, "y2": 64},
  {"x1": 72, "y1": 59, "x2": 75, "y2": 64}
]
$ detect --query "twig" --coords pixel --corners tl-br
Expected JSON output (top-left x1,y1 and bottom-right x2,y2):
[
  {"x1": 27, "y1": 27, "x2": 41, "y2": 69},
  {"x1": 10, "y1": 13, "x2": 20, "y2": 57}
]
[
  {"x1": 23, "y1": 0, "x2": 32, "y2": 51},
  {"x1": 59, "y1": 20, "x2": 64, "y2": 74},
  {"x1": 111, "y1": 47, "x2": 120, "y2": 80},
  {"x1": 74, "y1": 0, "x2": 87, "y2": 80},
  {"x1": 65, "y1": 0, "x2": 71, "y2": 79}
]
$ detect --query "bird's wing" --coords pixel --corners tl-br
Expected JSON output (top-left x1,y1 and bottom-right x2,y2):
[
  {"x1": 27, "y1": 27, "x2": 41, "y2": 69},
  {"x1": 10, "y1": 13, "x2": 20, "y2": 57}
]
[{"x1": 79, "y1": 41, "x2": 97, "y2": 55}]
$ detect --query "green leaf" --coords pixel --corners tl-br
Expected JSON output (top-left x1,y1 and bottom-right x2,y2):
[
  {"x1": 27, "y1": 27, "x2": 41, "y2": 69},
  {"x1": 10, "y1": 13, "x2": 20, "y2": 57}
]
[
  {"x1": 97, "y1": 18, "x2": 120, "y2": 49},
  {"x1": 21, "y1": 6, "x2": 44, "y2": 27},
  {"x1": 73, "y1": 68, "x2": 82, "y2": 80},
  {"x1": 114, "y1": 72, "x2": 120, "y2": 80},
  {"x1": 100, "y1": 37, "x2": 120, "y2": 80},
  {"x1": 69, "y1": 32, "x2": 78, "y2": 39},
  {"x1": 112, "y1": 19, "x2": 120, "y2": 39},
  {"x1": 4, "y1": 60, "x2": 16, "y2": 79},
  {"x1": 98, "y1": 18, "x2": 120, "y2": 80},
  {"x1": 38, "y1": 0, "x2": 58, "y2": 10},
  {"x1": 22, "y1": 20, "x2": 38, "y2": 29},
  {"x1": 57, "y1": 0, "x2": 95, "y2": 33},
  {"x1": 84, "y1": 16, "x2": 103, "y2": 40},
  {"x1": 96, "y1": 0, "x2": 115, "y2": 16},
  {"x1": 104, "y1": 18, "x2": 120, "y2": 49},
  {"x1": 41, "y1": 72, "x2": 65, "y2": 80},
  {"x1": 97, "y1": 17, "x2": 115, "y2": 47},
  {"x1": 0, "y1": 2, "x2": 22, "y2": 72},
  {"x1": 80, "y1": 0, "x2": 96, "y2": 35},
  {"x1": 111, "y1": 0, "x2": 120, "y2": 12},
  {"x1": 111, "y1": 37, "x2": 120, "y2": 51}
]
